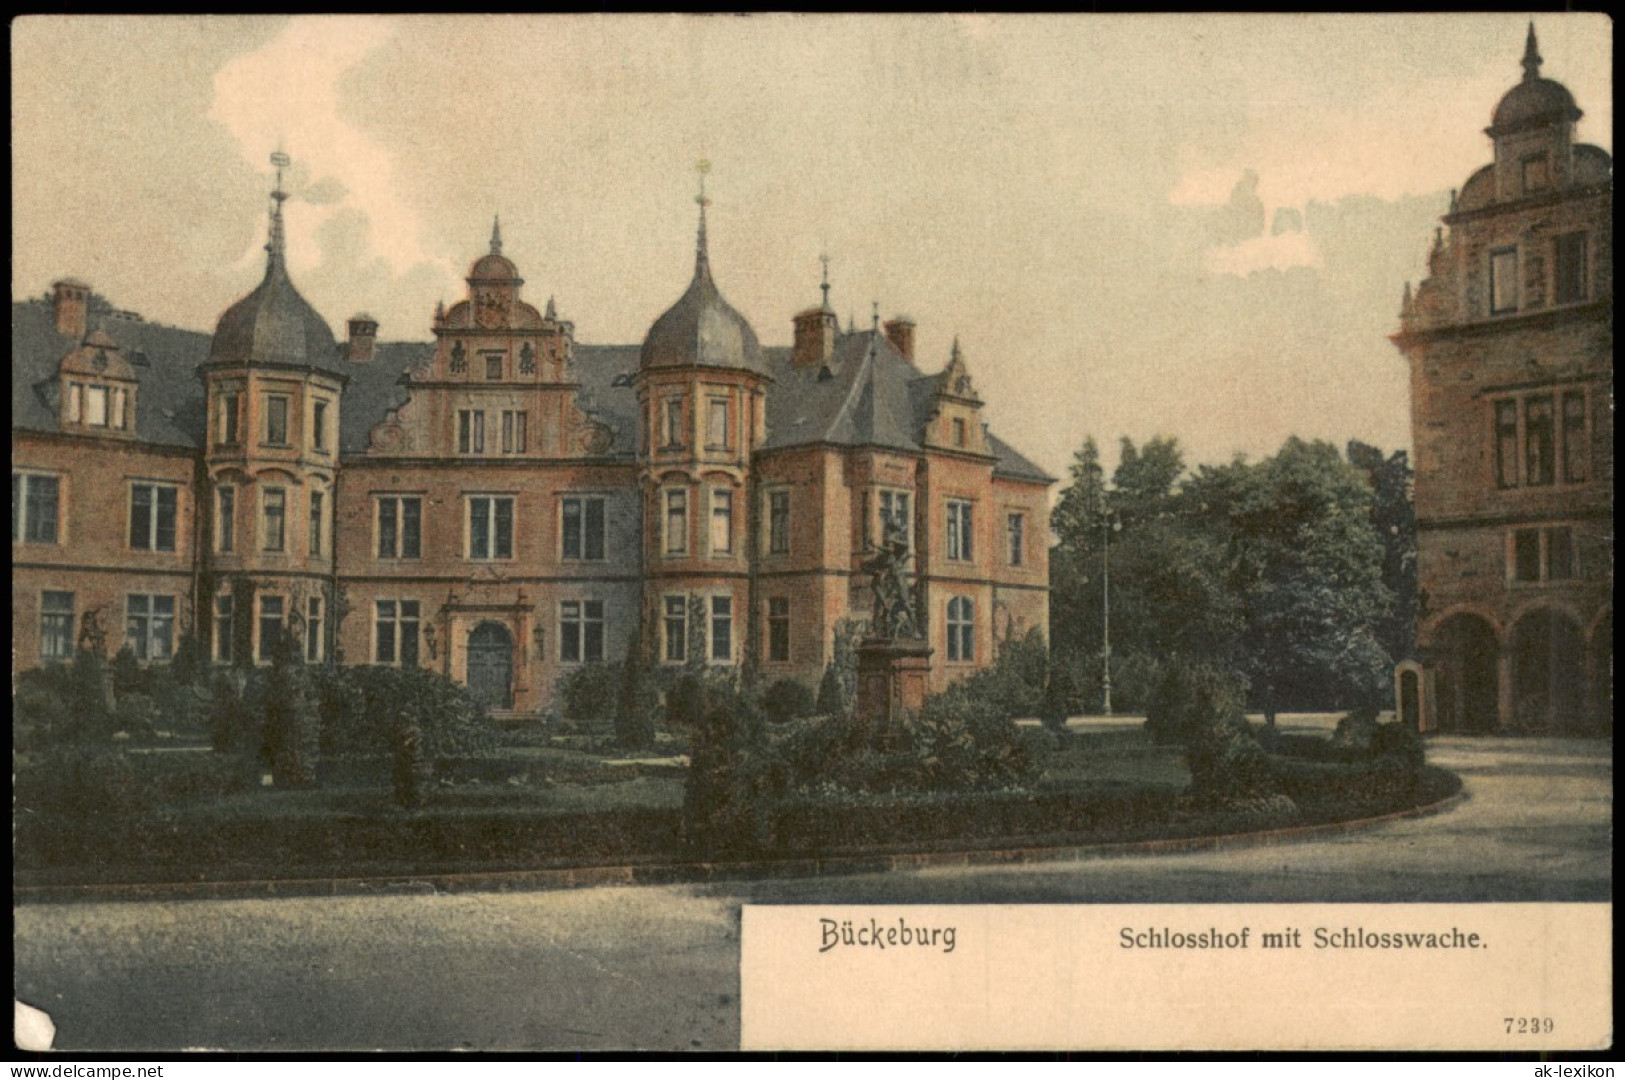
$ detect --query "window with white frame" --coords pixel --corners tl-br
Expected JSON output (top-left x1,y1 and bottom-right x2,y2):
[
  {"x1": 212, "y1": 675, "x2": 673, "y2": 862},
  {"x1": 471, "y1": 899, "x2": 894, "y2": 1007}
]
[
  {"x1": 264, "y1": 395, "x2": 290, "y2": 446},
  {"x1": 468, "y1": 496, "x2": 514, "y2": 560},
  {"x1": 257, "y1": 595, "x2": 284, "y2": 662},
  {"x1": 709, "y1": 488, "x2": 733, "y2": 554},
  {"x1": 40, "y1": 590, "x2": 75, "y2": 661},
  {"x1": 500, "y1": 410, "x2": 528, "y2": 454},
  {"x1": 129, "y1": 483, "x2": 178, "y2": 552},
  {"x1": 374, "y1": 599, "x2": 420, "y2": 666},
  {"x1": 377, "y1": 496, "x2": 422, "y2": 559},
  {"x1": 663, "y1": 595, "x2": 688, "y2": 662},
  {"x1": 215, "y1": 593, "x2": 234, "y2": 663},
  {"x1": 311, "y1": 400, "x2": 329, "y2": 452},
  {"x1": 262, "y1": 488, "x2": 287, "y2": 552},
  {"x1": 458, "y1": 410, "x2": 486, "y2": 454},
  {"x1": 65, "y1": 383, "x2": 82, "y2": 424},
  {"x1": 560, "y1": 600, "x2": 606, "y2": 663},
  {"x1": 946, "y1": 595, "x2": 974, "y2": 662},
  {"x1": 85, "y1": 385, "x2": 109, "y2": 427},
  {"x1": 13, "y1": 473, "x2": 61, "y2": 544},
  {"x1": 710, "y1": 595, "x2": 733, "y2": 662},
  {"x1": 561, "y1": 496, "x2": 606, "y2": 561},
  {"x1": 1007, "y1": 512, "x2": 1025, "y2": 567},
  {"x1": 663, "y1": 398, "x2": 685, "y2": 448},
  {"x1": 126, "y1": 593, "x2": 176, "y2": 662},
  {"x1": 706, "y1": 397, "x2": 730, "y2": 451},
  {"x1": 946, "y1": 499, "x2": 974, "y2": 561},
  {"x1": 664, "y1": 489, "x2": 688, "y2": 554}
]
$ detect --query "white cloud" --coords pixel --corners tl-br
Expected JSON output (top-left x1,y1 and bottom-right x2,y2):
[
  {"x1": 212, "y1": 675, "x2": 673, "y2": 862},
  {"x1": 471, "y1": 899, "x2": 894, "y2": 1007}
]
[{"x1": 208, "y1": 17, "x2": 453, "y2": 286}]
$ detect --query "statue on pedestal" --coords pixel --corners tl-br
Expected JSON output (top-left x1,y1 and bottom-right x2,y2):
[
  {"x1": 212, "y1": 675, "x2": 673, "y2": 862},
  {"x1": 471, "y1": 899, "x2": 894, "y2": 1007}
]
[{"x1": 862, "y1": 520, "x2": 921, "y2": 641}]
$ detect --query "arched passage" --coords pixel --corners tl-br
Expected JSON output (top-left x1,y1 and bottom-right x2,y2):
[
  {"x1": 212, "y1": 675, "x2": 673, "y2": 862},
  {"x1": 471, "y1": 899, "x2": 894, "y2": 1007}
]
[
  {"x1": 1429, "y1": 614, "x2": 1499, "y2": 733},
  {"x1": 466, "y1": 621, "x2": 514, "y2": 710},
  {"x1": 1510, "y1": 609, "x2": 1585, "y2": 733}
]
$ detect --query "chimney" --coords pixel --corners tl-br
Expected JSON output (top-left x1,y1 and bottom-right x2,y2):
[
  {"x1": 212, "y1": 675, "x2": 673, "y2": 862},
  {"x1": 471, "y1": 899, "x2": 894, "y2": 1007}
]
[
  {"x1": 52, "y1": 279, "x2": 90, "y2": 340},
  {"x1": 346, "y1": 313, "x2": 378, "y2": 363},
  {"x1": 792, "y1": 307, "x2": 837, "y2": 369},
  {"x1": 883, "y1": 315, "x2": 916, "y2": 363}
]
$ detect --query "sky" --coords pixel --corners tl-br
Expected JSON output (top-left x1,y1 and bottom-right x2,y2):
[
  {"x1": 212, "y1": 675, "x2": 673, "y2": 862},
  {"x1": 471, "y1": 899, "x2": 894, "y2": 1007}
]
[{"x1": 11, "y1": 14, "x2": 1613, "y2": 481}]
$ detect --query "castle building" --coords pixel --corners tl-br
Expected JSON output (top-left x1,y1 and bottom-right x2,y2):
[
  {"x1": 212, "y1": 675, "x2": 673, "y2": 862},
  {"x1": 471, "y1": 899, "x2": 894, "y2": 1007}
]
[
  {"x1": 1394, "y1": 26, "x2": 1612, "y2": 733},
  {"x1": 12, "y1": 169, "x2": 1053, "y2": 716}
]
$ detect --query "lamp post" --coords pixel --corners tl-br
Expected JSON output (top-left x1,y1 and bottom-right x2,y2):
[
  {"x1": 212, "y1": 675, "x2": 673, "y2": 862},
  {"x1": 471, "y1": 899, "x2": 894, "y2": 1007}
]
[{"x1": 1101, "y1": 510, "x2": 1121, "y2": 716}]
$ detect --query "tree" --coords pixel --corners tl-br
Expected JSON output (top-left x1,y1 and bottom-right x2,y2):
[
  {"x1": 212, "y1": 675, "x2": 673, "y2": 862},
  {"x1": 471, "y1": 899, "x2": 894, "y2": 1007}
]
[
  {"x1": 1049, "y1": 437, "x2": 1108, "y2": 663},
  {"x1": 1188, "y1": 438, "x2": 1394, "y2": 725},
  {"x1": 263, "y1": 623, "x2": 320, "y2": 787},
  {"x1": 614, "y1": 632, "x2": 658, "y2": 749},
  {"x1": 1347, "y1": 441, "x2": 1418, "y2": 664}
]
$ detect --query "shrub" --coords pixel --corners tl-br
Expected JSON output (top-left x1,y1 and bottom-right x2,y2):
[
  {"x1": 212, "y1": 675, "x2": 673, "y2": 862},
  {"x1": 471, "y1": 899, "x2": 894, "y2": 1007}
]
[
  {"x1": 13, "y1": 664, "x2": 75, "y2": 747},
  {"x1": 1040, "y1": 659, "x2": 1077, "y2": 733},
  {"x1": 762, "y1": 678, "x2": 817, "y2": 725},
  {"x1": 311, "y1": 665, "x2": 497, "y2": 761},
  {"x1": 557, "y1": 662, "x2": 622, "y2": 728},
  {"x1": 815, "y1": 664, "x2": 847, "y2": 717},
  {"x1": 392, "y1": 711, "x2": 432, "y2": 809},
  {"x1": 679, "y1": 673, "x2": 778, "y2": 857},
  {"x1": 15, "y1": 745, "x2": 253, "y2": 816},
  {"x1": 767, "y1": 675, "x2": 1041, "y2": 796},
  {"x1": 112, "y1": 692, "x2": 160, "y2": 739},
  {"x1": 1182, "y1": 667, "x2": 1287, "y2": 810},
  {"x1": 992, "y1": 627, "x2": 1049, "y2": 720},
  {"x1": 264, "y1": 637, "x2": 320, "y2": 788},
  {"x1": 68, "y1": 648, "x2": 115, "y2": 743},
  {"x1": 1370, "y1": 721, "x2": 1425, "y2": 771},
  {"x1": 1332, "y1": 706, "x2": 1380, "y2": 752},
  {"x1": 615, "y1": 634, "x2": 658, "y2": 749},
  {"x1": 110, "y1": 645, "x2": 145, "y2": 697}
]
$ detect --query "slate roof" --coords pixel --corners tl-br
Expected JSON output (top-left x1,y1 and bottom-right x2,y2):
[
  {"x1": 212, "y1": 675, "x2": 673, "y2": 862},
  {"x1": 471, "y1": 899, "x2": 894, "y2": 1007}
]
[
  {"x1": 12, "y1": 300, "x2": 1051, "y2": 482},
  {"x1": 11, "y1": 300, "x2": 211, "y2": 448}
]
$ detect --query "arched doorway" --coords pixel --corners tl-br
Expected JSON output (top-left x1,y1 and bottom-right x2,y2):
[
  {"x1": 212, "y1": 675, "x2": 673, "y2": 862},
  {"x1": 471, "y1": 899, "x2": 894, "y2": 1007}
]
[
  {"x1": 467, "y1": 621, "x2": 514, "y2": 710},
  {"x1": 1510, "y1": 610, "x2": 1585, "y2": 733},
  {"x1": 1429, "y1": 614, "x2": 1499, "y2": 733}
]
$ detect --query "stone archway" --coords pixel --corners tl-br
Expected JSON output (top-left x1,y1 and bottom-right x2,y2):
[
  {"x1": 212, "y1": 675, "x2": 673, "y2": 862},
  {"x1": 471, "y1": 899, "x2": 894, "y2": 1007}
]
[
  {"x1": 1428, "y1": 613, "x2": 1499, "y2": 733},
  {"x1": 466, "y1": 621, "x2": 514, "y2": 710},
  {"x1": 1509, "y1": 609, "x2": 1585, "y2": 733}
]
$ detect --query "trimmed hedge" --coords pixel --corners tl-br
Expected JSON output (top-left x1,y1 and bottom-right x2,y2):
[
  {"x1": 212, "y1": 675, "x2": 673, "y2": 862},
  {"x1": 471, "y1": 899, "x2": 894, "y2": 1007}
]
[{"x1": 14, "y1": 754, "x2": 1459, "y2": 887}]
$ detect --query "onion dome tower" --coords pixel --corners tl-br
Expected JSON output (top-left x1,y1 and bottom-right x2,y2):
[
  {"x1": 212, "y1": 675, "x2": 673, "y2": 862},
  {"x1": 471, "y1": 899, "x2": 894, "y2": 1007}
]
[
  {"x1": 199, "y1": 151, "x2": 344, "y2": 669},
  {"x1": 634, "y1": 163, "x2": 768, "y2": 669}
]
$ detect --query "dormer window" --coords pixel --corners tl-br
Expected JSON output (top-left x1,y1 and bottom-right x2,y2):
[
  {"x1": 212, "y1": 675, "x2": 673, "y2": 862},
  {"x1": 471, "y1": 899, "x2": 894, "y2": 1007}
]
[
  {"x1": 85, "y1": 385, "x2": 109, "y2": 427},
  {"x1": 1521, "y1": 154, "x2": 1549, "y2": 194},
  {"x1": 65, "y1": 383, "x2": 81, "y2": 423},
  {"x1": 952, "y1": 418, "x2": 968, "y2": 447}
]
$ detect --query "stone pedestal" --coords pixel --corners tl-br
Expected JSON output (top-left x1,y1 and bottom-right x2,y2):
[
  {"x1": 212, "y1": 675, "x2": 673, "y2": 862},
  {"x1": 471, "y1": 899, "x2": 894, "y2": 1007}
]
[{"x1": 856, "y1": 637, "x2": 933, "y2": 741}]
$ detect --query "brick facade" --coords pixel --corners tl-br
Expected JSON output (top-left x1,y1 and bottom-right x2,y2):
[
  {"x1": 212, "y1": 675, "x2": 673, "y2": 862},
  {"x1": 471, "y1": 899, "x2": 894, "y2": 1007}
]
[
  {"x1": 1395, "y1": 27, "x2": 1612, "y2": 733},
  {"x1": 13, "y1": 195, "x2": 1053, "y2": 717}
]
